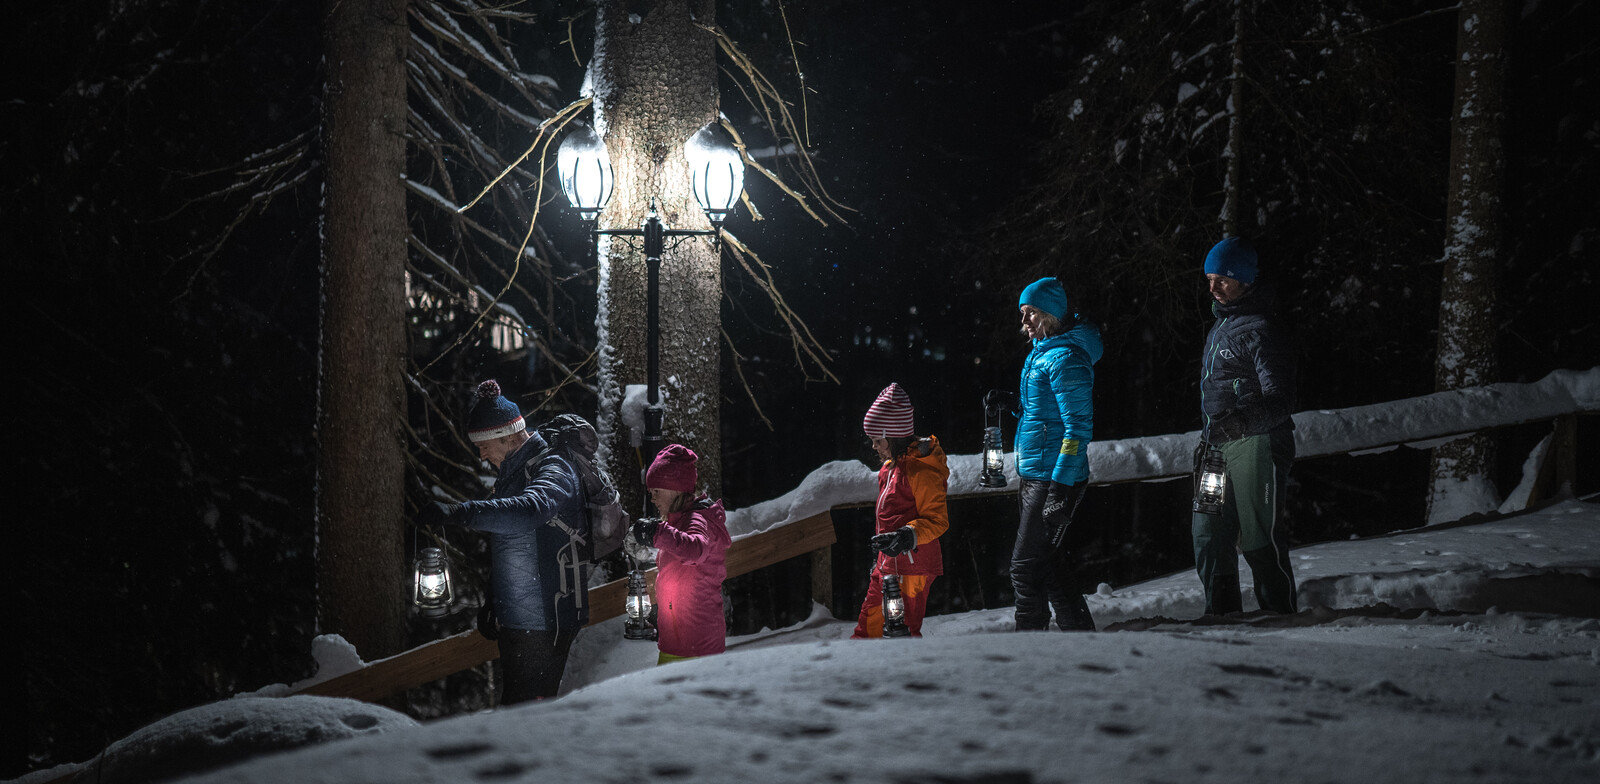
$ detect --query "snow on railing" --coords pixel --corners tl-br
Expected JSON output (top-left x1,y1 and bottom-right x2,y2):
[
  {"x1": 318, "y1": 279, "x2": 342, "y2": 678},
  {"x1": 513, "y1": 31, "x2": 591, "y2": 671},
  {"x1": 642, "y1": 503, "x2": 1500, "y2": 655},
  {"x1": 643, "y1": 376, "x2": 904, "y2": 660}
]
[{"x1": 724, "y1": 367, "x2": 1599, "y2": 540}]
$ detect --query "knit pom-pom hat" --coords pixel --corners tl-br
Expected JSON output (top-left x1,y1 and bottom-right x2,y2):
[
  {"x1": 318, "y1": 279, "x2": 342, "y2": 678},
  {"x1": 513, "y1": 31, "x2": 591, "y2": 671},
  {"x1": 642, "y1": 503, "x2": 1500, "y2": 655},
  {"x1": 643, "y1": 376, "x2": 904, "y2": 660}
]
[
  {"x1": 646, "y1": 444, "x2": 698, "y2": 493},
  {"x1": 862, "y1": 382, "x2": 915, "y2": 439},
  {"x1": 466, "y1": 380, "x2": 526, "y2": 443}
]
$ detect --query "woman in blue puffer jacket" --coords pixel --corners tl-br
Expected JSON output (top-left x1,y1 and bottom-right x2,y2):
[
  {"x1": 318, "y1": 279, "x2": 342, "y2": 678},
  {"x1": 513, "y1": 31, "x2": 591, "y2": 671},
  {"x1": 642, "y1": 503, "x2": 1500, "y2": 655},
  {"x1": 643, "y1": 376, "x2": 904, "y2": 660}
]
[{"x1": 987, "y1": 277, "x2": 1103, "y2": 631}]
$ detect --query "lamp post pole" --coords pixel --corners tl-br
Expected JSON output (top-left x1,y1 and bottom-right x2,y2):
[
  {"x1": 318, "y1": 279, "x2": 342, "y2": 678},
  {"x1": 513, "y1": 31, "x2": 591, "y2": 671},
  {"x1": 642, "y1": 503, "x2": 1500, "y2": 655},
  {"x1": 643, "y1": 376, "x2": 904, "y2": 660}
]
[
  {"x1": 641, "y1": 208, "x2": 669, "y2": 465},
  {"x1": 591, "y1": 202, "x2": 713, "y2": 468}
]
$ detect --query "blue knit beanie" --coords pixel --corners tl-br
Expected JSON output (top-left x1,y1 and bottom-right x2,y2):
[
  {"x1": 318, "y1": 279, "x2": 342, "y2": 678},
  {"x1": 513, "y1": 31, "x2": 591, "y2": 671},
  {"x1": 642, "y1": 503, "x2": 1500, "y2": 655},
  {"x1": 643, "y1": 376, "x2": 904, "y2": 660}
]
[
  {"x1": 1204, "y1": 237, "x2": 1258, "y2": 284},
  {"x1": 1018, "y1": 277, "x2": 1070, "y2": 321},
  {"x1": 466, "y1": 380, "x2": 526, "y2": 443}
]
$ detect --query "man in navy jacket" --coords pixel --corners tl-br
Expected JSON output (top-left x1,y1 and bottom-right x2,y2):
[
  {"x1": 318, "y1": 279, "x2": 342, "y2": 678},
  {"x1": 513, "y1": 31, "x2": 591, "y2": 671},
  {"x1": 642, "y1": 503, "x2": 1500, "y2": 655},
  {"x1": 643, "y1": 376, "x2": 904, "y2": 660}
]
[
  {"x1": 426, "y1": 380, "x2": 589, "y2": 702},
  {"x1": 1193, "y1": 237, "x2": 1298, "y2": 616}
]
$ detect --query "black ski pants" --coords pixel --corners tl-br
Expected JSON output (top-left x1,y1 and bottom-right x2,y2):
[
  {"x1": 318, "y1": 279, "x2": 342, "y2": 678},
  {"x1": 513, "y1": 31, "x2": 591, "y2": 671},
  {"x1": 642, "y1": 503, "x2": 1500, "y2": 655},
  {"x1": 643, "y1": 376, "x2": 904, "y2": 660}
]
[
  {"x1": 1011, "y1": 478, "x2": 1094, "y2": 631},
  {"x1": 497, "y1": 627, "x2": 578, "y2": 704}
]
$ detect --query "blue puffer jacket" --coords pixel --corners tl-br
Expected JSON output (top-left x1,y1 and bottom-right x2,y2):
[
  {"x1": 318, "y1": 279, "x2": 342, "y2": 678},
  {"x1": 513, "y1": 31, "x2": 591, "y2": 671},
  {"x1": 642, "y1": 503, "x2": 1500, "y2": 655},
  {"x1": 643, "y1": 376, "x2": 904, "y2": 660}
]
[
  {"x1": 1014, "y1": 320, "x2": 1103, "y2": 485},
  {"x1": 457, "y1": 431, "x2": 590, "y2": 633},
  {"x1": 1200, "y1": 281, "x2": 1296, "y2": 444}
]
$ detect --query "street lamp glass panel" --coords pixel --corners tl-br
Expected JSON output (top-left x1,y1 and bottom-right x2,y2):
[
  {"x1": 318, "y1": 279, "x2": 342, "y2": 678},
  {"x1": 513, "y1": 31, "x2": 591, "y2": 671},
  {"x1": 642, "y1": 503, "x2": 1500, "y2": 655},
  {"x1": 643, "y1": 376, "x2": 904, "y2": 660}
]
[
  {"x1": 685, "y1": 122, "x2": 744, "y2": 223},
  {"x1": 557, "y1": 123, "x2": 613, "y2": 221}
]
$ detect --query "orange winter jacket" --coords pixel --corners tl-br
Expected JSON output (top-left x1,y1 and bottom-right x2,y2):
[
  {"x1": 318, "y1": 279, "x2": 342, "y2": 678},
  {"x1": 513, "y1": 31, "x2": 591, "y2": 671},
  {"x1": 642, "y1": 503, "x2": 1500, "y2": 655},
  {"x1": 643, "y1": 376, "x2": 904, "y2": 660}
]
[{"x1": 872, "y1": 436, "x2": 949, "y2": 577}]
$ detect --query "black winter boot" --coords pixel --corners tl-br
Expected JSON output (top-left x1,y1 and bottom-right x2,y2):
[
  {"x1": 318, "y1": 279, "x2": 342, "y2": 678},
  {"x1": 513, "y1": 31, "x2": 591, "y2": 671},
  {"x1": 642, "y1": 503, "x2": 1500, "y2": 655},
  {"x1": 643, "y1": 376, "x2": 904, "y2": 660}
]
[
  {"x1": 1205, "y1": 572, "x2": 1243, "y2": 616},
  {"x1": 1243, "y1": 546, "x2": 1298, "y2": 614},
  {"x1": 1054, "y1": 591, "x2": 1096, "y2": 631}
]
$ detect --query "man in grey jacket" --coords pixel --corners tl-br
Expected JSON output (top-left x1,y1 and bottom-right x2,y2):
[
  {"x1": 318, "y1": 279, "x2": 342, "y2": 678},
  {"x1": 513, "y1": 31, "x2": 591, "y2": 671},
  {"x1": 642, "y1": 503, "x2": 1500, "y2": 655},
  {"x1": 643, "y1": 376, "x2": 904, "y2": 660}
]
[{"x1": 1192, "y1": 237, "x2": 1299, "y2": 616}]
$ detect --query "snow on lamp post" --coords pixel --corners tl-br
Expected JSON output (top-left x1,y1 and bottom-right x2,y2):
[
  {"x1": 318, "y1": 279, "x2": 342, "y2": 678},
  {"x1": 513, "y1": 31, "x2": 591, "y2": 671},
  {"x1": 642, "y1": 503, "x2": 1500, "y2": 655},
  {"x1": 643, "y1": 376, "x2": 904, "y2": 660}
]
[
  {"x1": 1192, "y1": 446, "x2": 1228, "y2": 516},
  {"x1": 881, "y1": 574, "x2": 912, "y2": 638},
  {"x1": 623, "y1": 568, "x2": 658, "y2": 641},
  {"x1": 555, "y1": 120, "x2": 745, "y2": 471},
  {"x1": 411, "y1": 547, "x2": 455, "y2": 618}
]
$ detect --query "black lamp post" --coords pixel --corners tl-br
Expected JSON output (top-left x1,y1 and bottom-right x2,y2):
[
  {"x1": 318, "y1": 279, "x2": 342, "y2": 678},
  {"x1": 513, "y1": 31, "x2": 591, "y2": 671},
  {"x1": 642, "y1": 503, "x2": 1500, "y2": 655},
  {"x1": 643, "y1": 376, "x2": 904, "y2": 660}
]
[{"x1": 557, "y1": 121, "x2": 744, "y2": 469}]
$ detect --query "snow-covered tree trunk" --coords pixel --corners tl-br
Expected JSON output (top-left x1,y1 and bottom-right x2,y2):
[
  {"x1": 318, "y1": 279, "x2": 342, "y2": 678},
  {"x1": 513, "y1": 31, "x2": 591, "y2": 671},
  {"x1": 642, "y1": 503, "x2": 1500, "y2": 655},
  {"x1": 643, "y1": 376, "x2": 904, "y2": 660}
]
[
  {"x1": 1427, "y1": 0, "x2": 1511, "y2": 524},
  {"x1": 316, "y1": 0, "x2": 410, "y2": 658},
  {"x1": 591, "y1": 0, "x2": 723, "y2": 512},
  {"x1": 1220, "y1": 0, "x2": 1248, "y2": 237}
]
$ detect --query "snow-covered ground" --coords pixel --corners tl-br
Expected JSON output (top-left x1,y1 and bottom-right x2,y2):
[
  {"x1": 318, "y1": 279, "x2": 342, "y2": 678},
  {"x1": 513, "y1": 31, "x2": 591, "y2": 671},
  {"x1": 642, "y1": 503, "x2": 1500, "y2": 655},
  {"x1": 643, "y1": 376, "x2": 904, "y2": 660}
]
[{"x1": 20, "y1": 496, "x2": 1599, "y2": 784}]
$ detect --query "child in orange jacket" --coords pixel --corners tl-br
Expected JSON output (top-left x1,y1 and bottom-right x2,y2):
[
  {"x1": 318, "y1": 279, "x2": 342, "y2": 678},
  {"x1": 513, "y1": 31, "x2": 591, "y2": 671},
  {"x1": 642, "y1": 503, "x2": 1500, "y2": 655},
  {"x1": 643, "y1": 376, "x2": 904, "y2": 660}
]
[{"x1": 852, "y1": 383, "x2": 949, "y2": 638}]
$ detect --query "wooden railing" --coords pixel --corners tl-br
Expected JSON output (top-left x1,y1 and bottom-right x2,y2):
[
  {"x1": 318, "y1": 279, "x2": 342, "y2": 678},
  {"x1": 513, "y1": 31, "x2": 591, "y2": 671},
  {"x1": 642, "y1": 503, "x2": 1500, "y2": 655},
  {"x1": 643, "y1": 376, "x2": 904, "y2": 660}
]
[{"x1": 293, "y1": 510, "x2": 837, "y2": 702}]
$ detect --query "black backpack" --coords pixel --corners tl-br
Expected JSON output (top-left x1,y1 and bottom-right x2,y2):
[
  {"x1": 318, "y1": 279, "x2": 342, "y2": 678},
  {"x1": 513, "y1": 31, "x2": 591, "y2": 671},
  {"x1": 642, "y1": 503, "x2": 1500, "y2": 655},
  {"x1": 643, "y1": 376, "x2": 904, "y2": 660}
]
[{"x1": 534, "y1": 414, "x2": 627, "y2": 561}]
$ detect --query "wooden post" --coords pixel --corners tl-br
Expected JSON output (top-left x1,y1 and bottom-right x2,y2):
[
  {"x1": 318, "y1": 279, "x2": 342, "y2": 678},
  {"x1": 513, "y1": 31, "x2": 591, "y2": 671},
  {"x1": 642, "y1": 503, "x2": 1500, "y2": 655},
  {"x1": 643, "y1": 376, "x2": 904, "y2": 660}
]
[
  {"x1": 1552, "y1": 414, "x2": 1578, "y2": 498},
  {"x1": 810, "y1": 545, "x2": 833, "y2": 612},
  {"x1": 1526, "y1": 414, "x2": 1578, "y2": 508}
]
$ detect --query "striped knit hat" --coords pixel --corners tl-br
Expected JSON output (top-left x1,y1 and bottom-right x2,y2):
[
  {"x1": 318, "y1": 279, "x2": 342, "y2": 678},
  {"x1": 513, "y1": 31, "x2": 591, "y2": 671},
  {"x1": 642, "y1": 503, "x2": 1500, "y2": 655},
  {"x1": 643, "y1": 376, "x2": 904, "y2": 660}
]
[
  {"x1": 466, "y1": 380, "x2": 526, "y2": 443},
  {"x1": 862, "y1": 383, "x2": 915, "y2": 439}
]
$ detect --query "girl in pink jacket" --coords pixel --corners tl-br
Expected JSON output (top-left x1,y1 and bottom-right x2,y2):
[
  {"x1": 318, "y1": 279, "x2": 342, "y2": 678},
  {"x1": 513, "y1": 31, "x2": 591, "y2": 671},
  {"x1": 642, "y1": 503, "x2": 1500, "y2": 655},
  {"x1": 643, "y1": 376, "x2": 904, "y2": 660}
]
[{"x1": 631, "y1": 444, "x2": 732, "y2": 664}]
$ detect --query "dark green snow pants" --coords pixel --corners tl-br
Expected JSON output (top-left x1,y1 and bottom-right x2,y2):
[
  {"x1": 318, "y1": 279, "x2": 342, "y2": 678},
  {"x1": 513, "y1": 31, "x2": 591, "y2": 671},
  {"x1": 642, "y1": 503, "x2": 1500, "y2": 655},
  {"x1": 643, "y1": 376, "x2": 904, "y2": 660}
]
[{"x1": 1191, "y1": 429, "x2": 1298, "y2": 615}]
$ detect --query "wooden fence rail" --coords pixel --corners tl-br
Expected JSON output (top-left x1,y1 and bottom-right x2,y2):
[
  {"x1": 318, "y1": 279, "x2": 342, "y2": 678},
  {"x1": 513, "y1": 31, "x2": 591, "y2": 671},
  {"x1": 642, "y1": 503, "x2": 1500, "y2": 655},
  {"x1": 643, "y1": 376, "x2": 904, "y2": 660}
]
[{"x1": 293, "y1": 511, "x2": 836, "y2": 702}]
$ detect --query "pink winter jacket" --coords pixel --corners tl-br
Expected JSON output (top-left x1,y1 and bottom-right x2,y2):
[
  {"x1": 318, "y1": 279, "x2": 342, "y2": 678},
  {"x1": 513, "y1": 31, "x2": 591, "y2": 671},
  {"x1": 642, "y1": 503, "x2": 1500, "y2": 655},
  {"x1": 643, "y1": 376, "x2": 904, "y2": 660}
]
[{"x1": 651, "y1": 496, "x2": 732, "y2": 657}]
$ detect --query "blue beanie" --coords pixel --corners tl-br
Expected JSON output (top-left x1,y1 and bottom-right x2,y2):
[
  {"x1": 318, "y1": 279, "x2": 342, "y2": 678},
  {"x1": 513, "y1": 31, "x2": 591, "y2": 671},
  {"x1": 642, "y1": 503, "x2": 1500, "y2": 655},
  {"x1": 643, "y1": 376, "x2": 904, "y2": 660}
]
[
  {"x1": 1204, "y1": 237, "x2": 1258, "y2": 284},
  {"x1": 467, "y1": 380, "x2": 526, "y2": 443},
  {"x1": 1018, "y1": 277, "x2": 1070, "y2": 321}
]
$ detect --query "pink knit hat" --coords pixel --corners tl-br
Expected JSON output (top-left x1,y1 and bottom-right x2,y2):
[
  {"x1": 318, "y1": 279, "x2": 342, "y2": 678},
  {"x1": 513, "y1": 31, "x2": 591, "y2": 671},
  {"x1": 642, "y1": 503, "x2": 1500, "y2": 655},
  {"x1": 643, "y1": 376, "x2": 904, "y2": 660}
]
[
  {"x1": 862, "y1": 383, "x2": 915, "y2": 438},
  {"x1": 646, "y1": 444, "x2": 698, "y2": 493}
]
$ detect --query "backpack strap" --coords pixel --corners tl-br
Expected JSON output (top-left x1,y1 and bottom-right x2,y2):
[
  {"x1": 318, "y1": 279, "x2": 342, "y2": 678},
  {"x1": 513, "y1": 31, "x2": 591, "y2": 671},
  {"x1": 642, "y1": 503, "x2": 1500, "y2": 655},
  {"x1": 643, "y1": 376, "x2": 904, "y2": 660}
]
[{"x1": 523, "y1": 447, "x2": 588, "y2": 546}]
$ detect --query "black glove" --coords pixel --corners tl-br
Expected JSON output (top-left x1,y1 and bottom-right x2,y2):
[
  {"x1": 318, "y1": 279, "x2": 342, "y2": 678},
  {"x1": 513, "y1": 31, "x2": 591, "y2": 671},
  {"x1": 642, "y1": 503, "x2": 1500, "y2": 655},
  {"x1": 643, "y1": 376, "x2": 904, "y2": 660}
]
[
  {"x1": 416, "y1": 501, "x2": 463, "y2": 529},
  {"x1": 1042, "y1": 482, "x2": 1084, "y2": 548},
  {"x1": 476, "y1": 602, "x2": 499, "y2": 641},
  {"x1": 631, "y1": 516, "x2": 660, "y2": 548},
  {"x1": 870, "y1": 526, "x2": 917, "y2": 557},
  {"x1": 984, "y1": 389, "x2": 1020, "y2": 417}
]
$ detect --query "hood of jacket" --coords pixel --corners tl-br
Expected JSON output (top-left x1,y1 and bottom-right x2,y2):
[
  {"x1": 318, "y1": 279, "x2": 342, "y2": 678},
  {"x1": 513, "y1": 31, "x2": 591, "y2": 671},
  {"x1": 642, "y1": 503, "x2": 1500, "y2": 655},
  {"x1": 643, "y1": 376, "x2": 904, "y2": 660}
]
[
  {"x1": 889, "y1": 435, "x2": 951, "y2": 481},
  {"x1": 674, "y1": 495, "x2": 732, "y2": 552},
  {"x1": 1033, "y1": 320, "x2": 1105, "y2": 365}
]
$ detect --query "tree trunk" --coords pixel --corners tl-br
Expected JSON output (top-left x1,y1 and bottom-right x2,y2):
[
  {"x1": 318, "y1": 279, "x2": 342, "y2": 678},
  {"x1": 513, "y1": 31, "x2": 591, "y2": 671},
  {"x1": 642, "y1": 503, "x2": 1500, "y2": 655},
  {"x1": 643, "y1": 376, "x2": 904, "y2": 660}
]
[
  {"x1": 317, "y1": 0, "x2": 410, "y2": 658},
  {"x1": 591, "y1": 0, "x2": 724, "y2": 513},
  {"x1": 1427, "y1": 0, "x2": 1511, "y2": 524},
  {"x1": 1220, "y1": 0, "x2": 1248, "y2": 237}
]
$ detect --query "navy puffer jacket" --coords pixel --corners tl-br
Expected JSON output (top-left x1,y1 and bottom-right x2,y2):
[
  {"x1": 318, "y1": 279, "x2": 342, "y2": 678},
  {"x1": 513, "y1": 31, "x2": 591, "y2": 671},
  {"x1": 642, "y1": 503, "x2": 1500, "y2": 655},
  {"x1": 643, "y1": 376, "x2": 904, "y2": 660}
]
[
  {"x1": 1200, "y1": 281, "x2": 1297, "y2": 444},
  {"x1": 1014, "y1": 320, "x2": 1103, "y2": 485},
  {"x1": 457, "y1": 431, "x2": 590, "y2": 633}
]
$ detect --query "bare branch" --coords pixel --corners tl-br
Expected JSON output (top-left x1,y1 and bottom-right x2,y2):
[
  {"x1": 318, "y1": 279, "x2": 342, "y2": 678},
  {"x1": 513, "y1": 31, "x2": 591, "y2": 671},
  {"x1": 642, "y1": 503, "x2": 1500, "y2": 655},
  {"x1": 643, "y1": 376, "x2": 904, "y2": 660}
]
[
  {"x1": 722, "y1": 230, "x2": 838, "y2": 384},
  {"x1": 722, "y1": 326, "x2": 776, "y2": 431}
]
